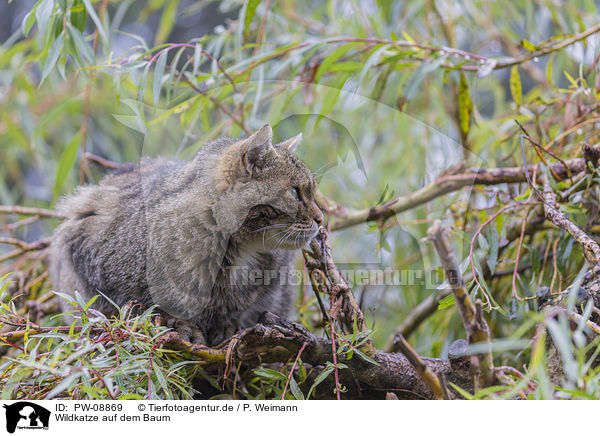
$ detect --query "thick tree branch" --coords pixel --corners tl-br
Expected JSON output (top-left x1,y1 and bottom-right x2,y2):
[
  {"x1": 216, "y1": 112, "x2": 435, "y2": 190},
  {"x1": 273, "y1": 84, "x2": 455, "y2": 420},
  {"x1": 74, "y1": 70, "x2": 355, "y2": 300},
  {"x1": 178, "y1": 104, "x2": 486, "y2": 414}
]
[{"x1": 160, "y1": 312, "x2": 472, "y2": 399}]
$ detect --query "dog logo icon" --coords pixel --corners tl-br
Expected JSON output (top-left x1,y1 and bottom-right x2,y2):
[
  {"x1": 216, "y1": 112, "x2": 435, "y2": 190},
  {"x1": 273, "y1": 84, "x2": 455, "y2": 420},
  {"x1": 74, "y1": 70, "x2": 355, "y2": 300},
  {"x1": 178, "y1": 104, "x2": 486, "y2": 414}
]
[{"x1": 3, "y1": 402, "x2": 50, "y2": 433}]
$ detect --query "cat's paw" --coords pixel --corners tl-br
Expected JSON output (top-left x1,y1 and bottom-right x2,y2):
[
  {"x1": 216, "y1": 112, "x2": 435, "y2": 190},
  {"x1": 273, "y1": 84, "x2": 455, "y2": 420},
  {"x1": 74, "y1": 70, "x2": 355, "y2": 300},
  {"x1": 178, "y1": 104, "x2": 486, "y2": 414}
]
[{"x1": 159, "y1": 315, "x2": 207, "y2": 345}]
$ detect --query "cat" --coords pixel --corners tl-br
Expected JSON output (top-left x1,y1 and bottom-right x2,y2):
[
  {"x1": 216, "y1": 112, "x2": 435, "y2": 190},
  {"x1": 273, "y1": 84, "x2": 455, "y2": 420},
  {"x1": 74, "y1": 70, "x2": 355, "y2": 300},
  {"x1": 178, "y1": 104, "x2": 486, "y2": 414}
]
[{"x1": 49, "y1": 125, "x2": 324, "y2": 345}]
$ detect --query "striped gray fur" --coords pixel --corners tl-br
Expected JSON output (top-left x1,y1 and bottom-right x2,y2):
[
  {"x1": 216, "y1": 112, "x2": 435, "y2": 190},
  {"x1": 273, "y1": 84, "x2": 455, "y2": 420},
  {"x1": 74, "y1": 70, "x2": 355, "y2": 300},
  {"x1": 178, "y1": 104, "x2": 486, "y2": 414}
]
[{"x1": 49, "y1": 125, "x2": 324, "y2": 345}]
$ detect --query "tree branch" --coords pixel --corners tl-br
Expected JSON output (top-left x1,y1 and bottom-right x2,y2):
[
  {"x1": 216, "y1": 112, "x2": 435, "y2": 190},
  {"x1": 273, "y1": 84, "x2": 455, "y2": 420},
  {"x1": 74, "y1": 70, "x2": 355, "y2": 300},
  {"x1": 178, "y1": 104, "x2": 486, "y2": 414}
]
[
  {"x1": 0, "y1": 206, "x2": 65, "y2": 220},
  {"x1": 542, "y1": 176, "x2": 600, "y2": 265},
  {"x1": 426, "y1": 220, "x2": 495, "y2": 389},
  {"x1": 160, "y1": 312, "x2": 472, "y2": 399},
  {"x1": 303, "y1": 229, "x2": 374, "y2": 355},
  {"x1": 326, "y1": 159, "x2": 586, "y2": 231}
]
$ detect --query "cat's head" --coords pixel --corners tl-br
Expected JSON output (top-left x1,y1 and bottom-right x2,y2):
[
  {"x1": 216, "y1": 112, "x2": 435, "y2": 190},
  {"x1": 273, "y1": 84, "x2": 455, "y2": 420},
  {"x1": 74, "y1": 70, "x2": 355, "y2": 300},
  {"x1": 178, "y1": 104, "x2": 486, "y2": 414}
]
[{"x1": 210, "y1": 125, "x2": 324, "y2": 250}]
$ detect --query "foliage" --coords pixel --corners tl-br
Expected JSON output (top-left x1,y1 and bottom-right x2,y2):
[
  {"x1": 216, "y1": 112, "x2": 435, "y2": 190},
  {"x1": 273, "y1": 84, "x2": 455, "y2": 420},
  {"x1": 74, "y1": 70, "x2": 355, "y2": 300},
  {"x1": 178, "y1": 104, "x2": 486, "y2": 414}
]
[
  {"x1": 1, "y1": 0, "x2": 600, "y2": 399},
  {"x1": 0, "y1": 278, "x2": 197, "y2": 400}
]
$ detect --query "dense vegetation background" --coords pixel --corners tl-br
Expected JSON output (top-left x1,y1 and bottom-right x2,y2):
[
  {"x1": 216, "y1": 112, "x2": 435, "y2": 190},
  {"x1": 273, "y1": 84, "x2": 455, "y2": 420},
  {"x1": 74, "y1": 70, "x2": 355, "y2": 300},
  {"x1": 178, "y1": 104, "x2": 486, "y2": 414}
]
[{"x1": 1, "y1": 0, "x2": 600, "y2": 399}]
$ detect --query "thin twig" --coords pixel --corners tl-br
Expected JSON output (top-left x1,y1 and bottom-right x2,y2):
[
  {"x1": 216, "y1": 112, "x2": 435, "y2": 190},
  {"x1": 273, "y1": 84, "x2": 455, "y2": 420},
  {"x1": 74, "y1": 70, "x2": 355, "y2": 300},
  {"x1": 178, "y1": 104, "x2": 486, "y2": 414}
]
[
  {"x1": 0, "y1": 238, "x2": 52, "y2": 263},
  {"x1": 0, "y1": 206, "x2": 65, "y2": 219},
  {"x1": 281, "y1": 340, "x2": 308, "y2": 400}
]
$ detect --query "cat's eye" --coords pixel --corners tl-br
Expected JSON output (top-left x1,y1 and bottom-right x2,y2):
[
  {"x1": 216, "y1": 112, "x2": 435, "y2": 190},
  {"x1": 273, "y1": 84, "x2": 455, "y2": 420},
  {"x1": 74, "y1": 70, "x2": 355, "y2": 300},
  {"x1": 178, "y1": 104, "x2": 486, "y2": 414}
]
[{"x1": 290, "y1": 187, "x2": 301, "y2": 202}]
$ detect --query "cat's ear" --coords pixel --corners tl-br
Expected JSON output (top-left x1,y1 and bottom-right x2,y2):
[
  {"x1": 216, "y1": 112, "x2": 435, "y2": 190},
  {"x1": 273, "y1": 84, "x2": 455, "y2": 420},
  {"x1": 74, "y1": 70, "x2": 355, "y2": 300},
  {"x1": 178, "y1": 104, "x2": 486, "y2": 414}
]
[
  {"x1": 276, "y1": 132, "x2": 302, "y2": 153},
  {"x1": 241, "y1": 124, "x2": 274, "y2": 174}
]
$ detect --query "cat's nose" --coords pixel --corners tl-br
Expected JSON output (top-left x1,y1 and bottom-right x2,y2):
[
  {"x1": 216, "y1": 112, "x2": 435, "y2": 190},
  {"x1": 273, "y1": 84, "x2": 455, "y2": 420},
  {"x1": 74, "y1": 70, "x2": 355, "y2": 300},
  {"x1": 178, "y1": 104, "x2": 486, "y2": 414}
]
[{"x1": 313, "y1": 211, "x2": 324, "y2": 226}]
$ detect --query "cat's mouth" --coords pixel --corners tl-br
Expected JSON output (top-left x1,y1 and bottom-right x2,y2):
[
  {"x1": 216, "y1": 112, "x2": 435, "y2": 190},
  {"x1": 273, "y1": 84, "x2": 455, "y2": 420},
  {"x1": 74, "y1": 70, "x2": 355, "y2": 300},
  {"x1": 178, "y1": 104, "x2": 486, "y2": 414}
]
[{"x1": 254, "y1": 221, "x2": 319, "y2": 250}]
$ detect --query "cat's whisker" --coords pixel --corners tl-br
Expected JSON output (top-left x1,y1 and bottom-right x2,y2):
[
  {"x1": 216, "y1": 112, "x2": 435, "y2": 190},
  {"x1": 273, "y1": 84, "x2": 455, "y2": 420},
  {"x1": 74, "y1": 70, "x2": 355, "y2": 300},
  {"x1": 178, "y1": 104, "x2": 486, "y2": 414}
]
[
  {"x1": 267, "y1": 230, "x2": 288, "y2": 240},
  {"x1": 294, "y1": 231, "x2": 302, "y2": 248},
  {"x1": 274, "y1": 229, "x2": 295, "y2": 250},
  {"x1": 255, "y1": 224, "x2": 289, "y2": 249},
  {"x1": 252, "y1": 223, "x2": 287, "y2": 233},
  {"x1": 273, "y1": 233, "x2": 287, "y2": 250}
]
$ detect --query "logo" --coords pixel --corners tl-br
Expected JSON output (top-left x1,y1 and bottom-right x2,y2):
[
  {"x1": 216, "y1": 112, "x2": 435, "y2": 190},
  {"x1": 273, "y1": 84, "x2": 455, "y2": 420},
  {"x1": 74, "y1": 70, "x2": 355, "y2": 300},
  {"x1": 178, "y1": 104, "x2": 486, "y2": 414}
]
[{"x1": 2, "y1": 402, "x2": 50, "y2": 434}]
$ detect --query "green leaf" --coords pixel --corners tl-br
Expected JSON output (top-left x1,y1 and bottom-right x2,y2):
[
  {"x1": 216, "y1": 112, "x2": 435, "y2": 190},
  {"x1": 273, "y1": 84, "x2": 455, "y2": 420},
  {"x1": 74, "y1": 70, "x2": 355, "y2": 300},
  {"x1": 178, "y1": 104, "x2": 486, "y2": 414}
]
[
  {"x1": 155, "y1": 0, "x2": 179, "y2": 45},
  {"x1": 448, "y1": 382, "x2": 474, "y2": 400},
  {"x1": 318, "y1": 72, "x2": 348, "y2": 118},
  {"x1": 52, "y1": 131, "x2": 81, "y2": 203},
  {"x1": 486, "y1": 225, "x2": 499, "y2": 275},
  {"x1": 22, "y1": 7, "x2": 38, "y2": 37},
  {"x1": 521, "y1": 39, "x2": 537, "y2": 51},
  {"x1": 510, "y1": 66, "x2": 523, "y2": 107},
  {"x1": 437, "y1": 293, "x2": 456, "y2": 310},
  {"x1": 315, "y1": 42, "x2": 358, "y2": 83},
  {"x1": 192, "y1": 43, "x2": 202, "y2": 77},
  {"x1": 357, "y1": 43, "x2": 391, "y2": 90},
  {"x1": 298, "y1": 361, "x2": 306, "y2": 383},
  {"x1": 83, "y1": 295, "x2": 99, "y2": 311},
  {"x1": 46, "y1": 373, "x2": 81, "y2": 400},
  {"x1": 243, "y1": 0, "x2": 261, "y2": 41},
  {"x1": 352, "y1": 347, "x2": 380, "y2": 366},
  {"x1": 36, "y1": 0, "x2": 55, "y2": 38},
  {"x1": 289, "y1": 376, "x2": 304, "y2": 400},
  {"x1": 403, "y1": 54, "x2": 448, "y2": 101},
  {"x1": 546, "y1": 54, "x2": 555, "y2": 88},
  {"x1": 137, "y1": 62, "x2": 151, "y2": 104},
  {"x1": 153, "y1": 49, "x2": 168, "y2": 107},
  {"x1": 66, "y1": 23, "x2": 95, "y2": 64},
  {"x1": 49, "y1": 14, "x2": 63, "y2": 41},
  {"x1": 477, "y1": 232, "x2": 489, "y2": 251},
  {"x1": 253, "y1": 368, "x2": 287, "y2": 381},
  {"x1": 563, "y1": 70, "x2": 578, "y2": 87},
  {"x1": 40, "y1": 32, "x2": 64, "y2": 86},
  {"x1": 458, "y1": 71, "x2": 472, "y2": 135},
  {"x1": 307, "y1": 365, "x2": 334, "y2": 399},
  {"x1": 70, "y1": 0, "x2": 87, "y2": 33},
  {"x1": 82, "y1": 0, "x2": 107, "y2": 44}
]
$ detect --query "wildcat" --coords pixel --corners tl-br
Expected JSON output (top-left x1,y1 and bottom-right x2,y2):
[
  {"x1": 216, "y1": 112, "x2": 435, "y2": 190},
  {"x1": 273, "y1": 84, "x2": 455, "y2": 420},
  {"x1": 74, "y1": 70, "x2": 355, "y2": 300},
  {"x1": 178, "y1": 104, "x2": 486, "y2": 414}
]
[{"x1": 49, "y1": 125, "x2": 324, "y2": 345}]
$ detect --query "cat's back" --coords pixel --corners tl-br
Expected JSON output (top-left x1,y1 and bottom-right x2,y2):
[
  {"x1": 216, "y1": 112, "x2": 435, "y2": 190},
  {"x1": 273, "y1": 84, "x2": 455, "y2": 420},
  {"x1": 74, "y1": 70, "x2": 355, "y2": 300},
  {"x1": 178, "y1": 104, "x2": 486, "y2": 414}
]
[{"x1": 49, "y1": 156, "x2": 185, "y2": 311}]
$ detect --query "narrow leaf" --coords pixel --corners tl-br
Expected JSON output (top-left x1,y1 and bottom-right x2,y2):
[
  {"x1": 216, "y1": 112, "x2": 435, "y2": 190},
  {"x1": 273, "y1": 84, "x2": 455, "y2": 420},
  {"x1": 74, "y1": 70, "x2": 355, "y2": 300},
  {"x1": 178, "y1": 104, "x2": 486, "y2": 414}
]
[
  {"x1": 66, "y1": 23, "x2": 95, "y2": 64},
  {"x1": 82, "y1": 0, "x2": 107, "y2": 44},
  {"x1": 289, "y1": 377, "x2": 305, "y2": 400},
  {"x1": 22, "y1": 9, "x2": 38, "y2": 36},
  {"x1": 155, "y1": 0, "x2": 179, "y2": 44},
  {"x1": 71, "y1": 0, "x2": 87, "y2": 33},
  {"x1": 153, "y1": 49, "x2": 168, "y2": 106},
  {"x1": 510, "y1": 65, "x2": 523, "y2": 107},
  {"x1": 35, "y1": 0, "x2": 55, "y2": 38},
  {"x1": 243, "y1": 0, "x2": 261, "y2": 41},
  {"x1": 458, "y1": 71, "x2": 472, "y2": 135},
  {"x1": 40, "y1": 32, "x2": 64, "y2": 86},
  {"x1": 53, "y1": 132, "x2": 81, "y2": 203},
  {"x1": 315, "y1": 42, "x2": 358, "y2": 83}
]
